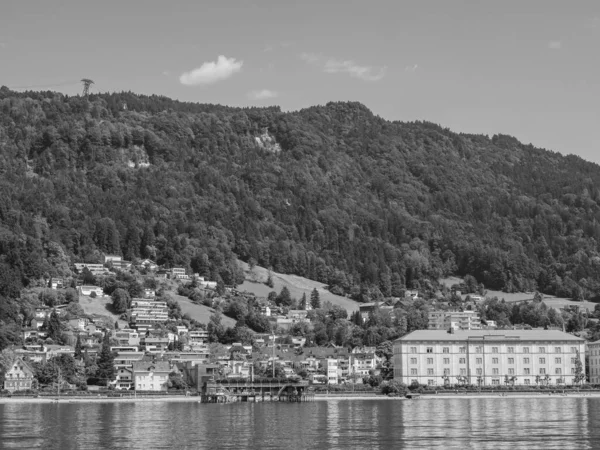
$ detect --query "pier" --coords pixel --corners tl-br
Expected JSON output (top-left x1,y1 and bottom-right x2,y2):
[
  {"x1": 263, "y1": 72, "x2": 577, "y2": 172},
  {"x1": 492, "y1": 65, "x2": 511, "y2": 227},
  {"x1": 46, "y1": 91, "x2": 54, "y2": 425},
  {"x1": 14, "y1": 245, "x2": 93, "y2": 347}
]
[{"x1": 201, "y1": 380, "x2": 315, "y2": 403}]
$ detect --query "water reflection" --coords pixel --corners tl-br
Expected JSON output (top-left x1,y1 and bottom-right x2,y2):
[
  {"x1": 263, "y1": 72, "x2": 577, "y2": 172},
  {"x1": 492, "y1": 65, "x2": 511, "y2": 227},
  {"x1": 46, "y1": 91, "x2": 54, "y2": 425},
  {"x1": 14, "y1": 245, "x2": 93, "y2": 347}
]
[{"x1": 1, "y1": 398, "x2": 600, "y2": 449}]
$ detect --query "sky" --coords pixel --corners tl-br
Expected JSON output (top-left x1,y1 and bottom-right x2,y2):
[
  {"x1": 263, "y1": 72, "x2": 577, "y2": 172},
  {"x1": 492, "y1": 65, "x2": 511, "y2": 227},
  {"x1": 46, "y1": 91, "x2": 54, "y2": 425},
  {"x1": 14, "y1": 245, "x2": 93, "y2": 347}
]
[{"x1": 1, "y1": 0, "x2": 599, "y2": 162}]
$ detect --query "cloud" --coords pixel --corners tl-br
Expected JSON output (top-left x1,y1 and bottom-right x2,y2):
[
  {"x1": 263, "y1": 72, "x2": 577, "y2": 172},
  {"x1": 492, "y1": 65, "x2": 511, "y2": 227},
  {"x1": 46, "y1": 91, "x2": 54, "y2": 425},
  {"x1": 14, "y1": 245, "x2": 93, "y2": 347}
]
[
  {"x1": 179, "y1": 55, "x2": 243, "y2": 86},
  {"x1": 248, "y1": 89, "x2": 278, "y2": 100},
  {"x1": 548, "y1": 41, "x2": 562, "y2": 50},
  {"x1": 404, "y1": 64, "x2": 419, "y2": 72},
  {"x1": 300, "y1": 53, "x2": 386, "y2": 82}
]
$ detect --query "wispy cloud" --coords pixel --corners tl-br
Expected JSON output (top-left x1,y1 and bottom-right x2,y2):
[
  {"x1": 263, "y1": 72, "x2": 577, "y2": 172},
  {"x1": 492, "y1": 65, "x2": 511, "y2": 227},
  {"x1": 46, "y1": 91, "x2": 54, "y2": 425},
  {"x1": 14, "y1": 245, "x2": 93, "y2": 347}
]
[
  {"x1": 300, "y1": 52, "x2": 386, "y2": 82},
  {"x1": 404, "y1": 64, "x2": 419, "y2": 72},
  {"x1": 179, "y1": 55, "x2": 243, "y2": 86},
  {"x1": 548, "y1": 41, "x2": 562, "y2": 50},
  {"x1": 263, "y1": 41, "x2": 294, "y2": 52},
  {"x1": 248, "y1": 89, "x2": 278, "y2": 100}
]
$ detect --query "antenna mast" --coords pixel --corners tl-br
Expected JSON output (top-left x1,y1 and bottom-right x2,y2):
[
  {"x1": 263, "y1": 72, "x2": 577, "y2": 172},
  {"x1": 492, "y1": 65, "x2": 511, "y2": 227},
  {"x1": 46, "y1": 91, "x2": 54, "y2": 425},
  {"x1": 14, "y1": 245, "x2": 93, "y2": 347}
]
[{"x1": 81, "y1": 79, "x2": 94, "y2": 96}]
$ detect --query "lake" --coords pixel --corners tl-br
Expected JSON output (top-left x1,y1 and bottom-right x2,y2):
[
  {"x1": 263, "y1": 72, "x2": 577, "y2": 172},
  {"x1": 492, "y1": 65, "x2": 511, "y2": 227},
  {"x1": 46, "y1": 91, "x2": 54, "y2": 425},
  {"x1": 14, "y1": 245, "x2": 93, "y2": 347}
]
[{"x1": 1, "y1": 397, "x2": 599, "y2": 449}]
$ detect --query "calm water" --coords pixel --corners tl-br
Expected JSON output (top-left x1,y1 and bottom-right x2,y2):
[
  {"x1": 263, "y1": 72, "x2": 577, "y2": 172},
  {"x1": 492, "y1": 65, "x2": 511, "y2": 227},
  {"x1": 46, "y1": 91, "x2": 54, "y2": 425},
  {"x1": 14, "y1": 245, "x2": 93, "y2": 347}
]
[{"x1": 1, "y1": 398, "x2": 600, "y2": 449}]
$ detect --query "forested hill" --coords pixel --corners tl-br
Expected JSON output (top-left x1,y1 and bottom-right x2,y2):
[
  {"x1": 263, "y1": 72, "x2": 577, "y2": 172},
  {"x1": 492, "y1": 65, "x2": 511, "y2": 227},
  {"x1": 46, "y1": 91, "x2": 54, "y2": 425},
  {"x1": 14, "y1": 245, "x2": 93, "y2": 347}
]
[{"x1": 2, "y1": 86, "x2": 600, "y2": 305}]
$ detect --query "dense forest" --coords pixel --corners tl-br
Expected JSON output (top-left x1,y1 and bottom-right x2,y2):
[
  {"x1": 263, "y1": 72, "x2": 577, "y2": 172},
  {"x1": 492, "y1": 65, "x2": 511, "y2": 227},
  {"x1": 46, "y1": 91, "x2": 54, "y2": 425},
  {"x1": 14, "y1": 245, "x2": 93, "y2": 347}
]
[{"x1": 2, "y1": 86, "x2": 600, "y2": 328}]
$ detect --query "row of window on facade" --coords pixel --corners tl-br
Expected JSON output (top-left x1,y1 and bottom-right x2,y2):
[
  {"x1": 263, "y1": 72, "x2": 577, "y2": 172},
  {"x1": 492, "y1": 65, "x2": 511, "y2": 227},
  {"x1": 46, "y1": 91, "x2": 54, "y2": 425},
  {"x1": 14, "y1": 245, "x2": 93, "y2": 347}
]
[
  {"x1": 412, "y1": 346, "x2": 579, "y2": 354},
  {"x1": 415, "y1": 378, "x2": 568, "y2": 386},
  {"x1": 410, "y1": 357, "x2": 577, "y2": 365},
  {"x1": 410, "y1": 367, "x2": 575, "y2": 375}
]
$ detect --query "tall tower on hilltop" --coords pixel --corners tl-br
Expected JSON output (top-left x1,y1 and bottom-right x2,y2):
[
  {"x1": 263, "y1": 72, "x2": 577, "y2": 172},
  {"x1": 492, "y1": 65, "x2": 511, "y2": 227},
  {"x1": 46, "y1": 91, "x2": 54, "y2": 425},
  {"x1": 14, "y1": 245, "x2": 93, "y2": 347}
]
[{"x1": 81, "y1": 79, "x2": 94, "y2": 96}]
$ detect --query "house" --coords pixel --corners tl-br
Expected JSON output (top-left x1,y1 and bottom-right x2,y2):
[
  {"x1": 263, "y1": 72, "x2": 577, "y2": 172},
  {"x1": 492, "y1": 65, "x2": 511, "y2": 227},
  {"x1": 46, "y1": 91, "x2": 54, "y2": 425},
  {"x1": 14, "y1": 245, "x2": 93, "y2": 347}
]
[
  {"x1": 170, "y1": 267, "x2": 189, "y2": 280},
  {"x1": 156, "y1": 270, "x2": 169, "y2": 279},
  {"x1": 359, "y1": 303, "x2": 394, "y2": 323},
  {"x1": 287, "y1": 310, "x2": 309, "y2": 321},
  {"x1": 74, "y1": 263, "x2": 109, "y2": 277},
  {"x1": 114, "y1": 367, "x2": 133, "y2": 390},
  {"x1": 259, "y1": 305, "x2": 271, "y2": 317},
  {"x1": 143, "y1": 289, "x2": 156, "y2": 299},
  {"x1": 138, "y1": 259, "x2": 158, "y2": 271},
  {"x1": 50, "y1": 278, "x2": 64, "y2": 290},
  {"x1": 428, "y1": 310, "x2": 482, "y2": 331},
  {"x1": 34, "y1": 307, "x2": 50, "y2": 320},
  {"x1": 144, "y1": 337, "x2": 169, "y2": 352},
  {"x1": 78, "y1": 285, "x2": 104, "y2": 297},
  {"x1": 132, "y1": 361, "x2": 171, "y2": 391},
  {"x1": 188, "y1": 330, "x2": 209, "y2": 344},
  {"x1": 104, "y1": 255, "x2": 122, "y2": 264},
  {"x1": 68, "y1": 318, "x2": 88, "y2": 331},
  {"x1": 2, "y1": 357, "x2": 35, "y2": 392}
]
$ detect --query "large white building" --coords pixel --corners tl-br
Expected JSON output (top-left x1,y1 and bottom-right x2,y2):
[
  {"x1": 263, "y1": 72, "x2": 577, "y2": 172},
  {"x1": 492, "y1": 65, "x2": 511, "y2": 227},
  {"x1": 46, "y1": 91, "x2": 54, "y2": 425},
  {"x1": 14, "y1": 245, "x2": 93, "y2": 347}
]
[
  {"x1": 588, "y1": 340, "x2": 600, "y2": 384},
  {"x1": 428, "y1": 310, "x2": 481, "y2": 331},
  {"x1": 393, "y1": 330, "x2": 585, "y2": 387}
]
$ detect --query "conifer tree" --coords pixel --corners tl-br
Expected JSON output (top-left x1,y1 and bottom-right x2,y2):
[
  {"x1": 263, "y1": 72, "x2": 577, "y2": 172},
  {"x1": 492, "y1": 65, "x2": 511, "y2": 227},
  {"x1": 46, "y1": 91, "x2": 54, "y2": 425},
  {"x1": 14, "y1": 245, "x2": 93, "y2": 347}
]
[
  {"x1": 300, "y1": 293, "x2": 307, "y2": 310},
  {"x1": 74, "y1": 334, "x2": 83, "y2": 359},
  {"x1": 47, "y1": 310, "x2": 64, "y2": 344},
  {"x1": 310, "y1": 288, "x2": 321, "y2": 309},
  {"x1": 96, "y1": 332, "x2": 115, "y2": 385}
]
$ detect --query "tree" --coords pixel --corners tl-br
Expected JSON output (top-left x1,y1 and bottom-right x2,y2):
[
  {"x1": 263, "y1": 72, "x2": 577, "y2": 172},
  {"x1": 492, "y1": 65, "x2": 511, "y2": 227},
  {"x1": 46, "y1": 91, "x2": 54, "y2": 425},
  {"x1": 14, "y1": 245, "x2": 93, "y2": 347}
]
[
  {"x1": 74, "y1": 335, "x2": 83, "y2": 360},
  {"x1": 208, "y1": 312, "x2": 225, "y2": 343},
  {"x1": 111, "y1": 288, "x2": 130, "y2": 314},
  {"x1": 300, "y1": 293, "x2": 307, "y2": 310},
  {"x1": 47, "y1": 310, "x2": 64, "y2": 344},
  {"x1": 96, "y1": 332, "x2": 115, "y2": 385},
  {"x1": 265, "y1": 270, "x2": 274, "y2": 288},
  {"x1": 310, "y1": 288, "x2": 321, "y2": 309},
  {"x1": 574, "y1": 350, "x2": 585, "y2": 385},
  {"x1": 277, "y1": 286, "x2": 292, "y2": 307}
]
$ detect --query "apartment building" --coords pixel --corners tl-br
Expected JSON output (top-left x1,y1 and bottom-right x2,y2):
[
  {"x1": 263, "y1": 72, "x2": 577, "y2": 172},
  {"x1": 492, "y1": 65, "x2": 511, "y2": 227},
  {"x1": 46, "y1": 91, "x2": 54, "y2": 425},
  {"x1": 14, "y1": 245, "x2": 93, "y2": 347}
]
[
  {"x1": 170, "y1": 267, "x2": 189, "y2": 280},
  {"x1": 129, "y1": 300, "x2": 169, "y2": 331},
  {"x1": 588, "y1": 340, "x2": 600, "y2": 384},
  {"x1": 428, "y1": 310, "x2": 482, "y2": 331},
  {"x1": 393, "y1": 329, "x2": 585, "y2": 386}
]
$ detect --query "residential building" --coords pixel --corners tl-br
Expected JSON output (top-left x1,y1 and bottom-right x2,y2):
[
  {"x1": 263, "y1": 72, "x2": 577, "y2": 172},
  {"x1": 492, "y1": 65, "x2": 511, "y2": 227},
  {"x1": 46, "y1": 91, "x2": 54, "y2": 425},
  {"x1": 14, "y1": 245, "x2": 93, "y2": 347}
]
[
  {"x1": 129, "y1": 300, "x2": 169, "y2": 331},
  {"x1": 104, "y1": 255, "x2": 122, "y2": 264},
  {"x1": 188, "y1": 330, "x2": 209, "y2": 344},
  {"x1": 78, "y1": 285, "x2": 104, "y2": 297},
  {"x1": 144, "y1": 337, "x2": 169, "y2": 352},
  {"x1": 428, "y1": 310, "x2": 482, "y2": 331},
  {"x1": 350, "y1": 346, "x2": 382, "y2": 377},
  {"x1": 325, "y1": 358, "x2": 339, "y2": 384},
  {"x1": 588, "y1": 340, "x2": 600, "y2": 384},
  {"x1": 259, "y1": 305, "x2": 271, "y2": 317},
  {"x1": 132, "y1": 361, "x2": 171, "y2": 391},
  {"x1": 359, "y1": 303, "x2": 394, "y2": 323},
  {"x1": 170, "y1": 267, "x2": 189, "y2": 280},
  {"x1": 68, "y1": 318, "x2": 89, "y2": 331},
  {"x1": 74, "y1": 263, "x2": 109, "y2": 277},
  {"x1": 138, "y1": 259, "x2": 158, "y2": 271},
  {"x1": 113, "y1": 329, "x2": 140, "y2": 347},
  {"x1": 393, "y1": 330, "x2": 586, "y2": 386},
  {"x1": 2, "y1": 357, "x2": 35, "y2": 392},
  {"x1": 143, "y1": 289, "x2": 156, "y2": 299}
]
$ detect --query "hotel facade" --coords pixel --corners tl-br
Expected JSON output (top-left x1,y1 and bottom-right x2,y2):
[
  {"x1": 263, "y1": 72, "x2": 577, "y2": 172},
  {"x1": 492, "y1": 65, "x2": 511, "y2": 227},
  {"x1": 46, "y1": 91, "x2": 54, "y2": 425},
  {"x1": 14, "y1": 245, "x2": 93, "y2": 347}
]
[{"x1": 393, "y1": 330, "x2": 585, "y2": 386}]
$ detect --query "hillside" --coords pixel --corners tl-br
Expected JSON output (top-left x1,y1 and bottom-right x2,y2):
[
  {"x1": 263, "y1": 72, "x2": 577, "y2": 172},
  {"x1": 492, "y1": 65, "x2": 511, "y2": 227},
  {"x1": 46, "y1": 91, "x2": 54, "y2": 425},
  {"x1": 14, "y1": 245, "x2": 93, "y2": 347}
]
[
  {"x1": 238, "y1": 261, "x2": 359, "y2": 312},
  {"x1": 3, "y1": 87, "x2": 600, "y2": 346}
]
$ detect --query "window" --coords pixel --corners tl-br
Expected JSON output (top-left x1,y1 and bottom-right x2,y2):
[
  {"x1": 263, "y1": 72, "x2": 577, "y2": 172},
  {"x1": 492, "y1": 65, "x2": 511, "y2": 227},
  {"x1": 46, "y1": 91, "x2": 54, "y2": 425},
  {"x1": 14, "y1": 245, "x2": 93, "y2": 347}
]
[
  {"x1": 492, "y1": 347, "x2": 499, "y2": 354},
  {"x1": 443, "y1": 347, "x2": 449, "y2": 354},
  {"x1": 444, "y1": 368, "x2": 450, "y2": 375},
  {"x1": 460, "y1": 368, "x2": 466, "y2": 375},
  {"x1": 571, "y1": 347, "x2": 577, "y2": 353},
  {"x1": 411, "y1": 369, "x2": 417, "y2": 375},
  {"x1": 410, "y1": 347, "x2": 417, "y2": 354},
  {"x1": 427, "y1": 369, "x2": 434, "y2": 375},
  {"x1": 539, "y1": 347, "x2": 546, "y2": 354},
  {"x1": 571, "y1": 368, "x2": 575, "y2": 374},
  {"x1": 410, "y1": 358, "x2": 417, "y2": 364},
  {"x1": 443, "y1": 358, "x2": 450, "y2": 364},
  {"x1": 524, "y1": 368, "x2": 530, "y2": 375},
  {"x1": 459, "y1": 347, "x2": 466, "y2": 353},
  {"x1": 508, "y1": 368, "x2": 515, "y2": 375},
  {"x1": 426, "y1": 347, "x2": 433, "y2": 353},
  {"x1": 475, "y1": 346, "x2": 482, "y2": 353},
  {"x1": 555, "y1": 347, "x2": 562, "y2": 353},
  {"x1": 492, "y1": 368, "x2": 499, "y2": 375},
  {"x1": 492, "y1": 379, "x2": 500, "y2": 385},
  {"x1": 571, "y1": 358, "x2": 577, "y2": 364},
  {"x1": 555, "y1": 358, "x2": 561, "y2": 364},
  {"x1": 427, "y1": 358, "x2": 434, "y2": 364},
  {"x1": 539, "y1": 358, "x2": 546, "y2": 364},
  {"x1": 476, "y1": 358, "x2": 482, "y2": 364},
  {"x1": 507, "y1": 347, "x2": 514, "y2": 353},
  {"x1": 476, "y1": 368, "x2": 482, "y2": 375},
  {"x1": 428, "y1": 379, "x2": 435, "y2": 386},
  {"x1": 555, "y1": 368, "x2": 562, "y2": 375},
  {"x1": 492, "y1": 358, "x2": 499, "y2": 364},
  {"x1": 523, "y1": 347, "x2": 530, "y2": 354},
  {"x1": 459, "y1": 358, "x2": 466, "y2": 364},
  {"x1": 524, "y1": 379, "x2": 530, "y2": 385},
  {"x1": 524, "y1": 358, "x2": 530, "y2": 364},
  {"x1": 508, "y1": 358, "x2": 514, "y2": 364}
]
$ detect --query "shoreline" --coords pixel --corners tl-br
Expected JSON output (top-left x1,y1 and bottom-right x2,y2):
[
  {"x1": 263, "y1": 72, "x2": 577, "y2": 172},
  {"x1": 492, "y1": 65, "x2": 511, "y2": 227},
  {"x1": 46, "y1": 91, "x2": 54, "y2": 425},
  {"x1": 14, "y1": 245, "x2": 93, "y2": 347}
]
[{"x1": 3, "y1": 392, "x2": 600, "y2": 404}]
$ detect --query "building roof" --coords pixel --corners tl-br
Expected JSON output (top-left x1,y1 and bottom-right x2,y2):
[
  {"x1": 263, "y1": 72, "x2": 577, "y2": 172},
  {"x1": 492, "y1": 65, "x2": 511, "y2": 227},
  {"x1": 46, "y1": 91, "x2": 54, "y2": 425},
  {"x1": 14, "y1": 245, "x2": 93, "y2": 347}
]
[
  {"x1": 395, "y1": 329, "x2": 585, "y2": 342},
  {"x1": 132, "y1": 361, "x2": 171, "y2": 373}
]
